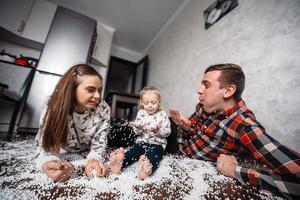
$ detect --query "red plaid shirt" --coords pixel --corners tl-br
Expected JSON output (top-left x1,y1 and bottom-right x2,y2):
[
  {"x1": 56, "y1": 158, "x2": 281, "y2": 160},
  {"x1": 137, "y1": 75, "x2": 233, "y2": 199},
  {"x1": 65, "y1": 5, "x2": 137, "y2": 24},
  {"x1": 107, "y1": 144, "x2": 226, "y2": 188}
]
[{"x1": 179, "y1": 100, "x2": 300, "y2": 199}]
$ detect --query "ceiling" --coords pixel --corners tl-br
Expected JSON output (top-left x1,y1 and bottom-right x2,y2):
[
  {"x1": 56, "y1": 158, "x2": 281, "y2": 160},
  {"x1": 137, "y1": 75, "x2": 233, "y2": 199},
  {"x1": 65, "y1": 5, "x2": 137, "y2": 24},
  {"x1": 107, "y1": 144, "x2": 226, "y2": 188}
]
[{"x1": 47, "y1": 0, "x2": 185, "y2": 53}]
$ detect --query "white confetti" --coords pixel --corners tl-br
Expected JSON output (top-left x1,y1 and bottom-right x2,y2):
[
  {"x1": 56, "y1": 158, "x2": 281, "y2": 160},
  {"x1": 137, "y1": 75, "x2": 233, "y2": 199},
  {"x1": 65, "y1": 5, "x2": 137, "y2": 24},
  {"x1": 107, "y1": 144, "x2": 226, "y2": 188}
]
[{"x1": 0, "y1": 136, "x2": 284, "y2": 200}]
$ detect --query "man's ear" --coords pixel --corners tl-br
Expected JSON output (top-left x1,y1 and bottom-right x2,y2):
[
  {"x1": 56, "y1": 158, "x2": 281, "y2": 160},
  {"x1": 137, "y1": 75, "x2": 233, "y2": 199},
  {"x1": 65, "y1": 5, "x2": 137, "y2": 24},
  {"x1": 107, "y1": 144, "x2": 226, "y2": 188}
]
[{"x1": 224, "y1": 84, "x2": 236, "y2": 98}]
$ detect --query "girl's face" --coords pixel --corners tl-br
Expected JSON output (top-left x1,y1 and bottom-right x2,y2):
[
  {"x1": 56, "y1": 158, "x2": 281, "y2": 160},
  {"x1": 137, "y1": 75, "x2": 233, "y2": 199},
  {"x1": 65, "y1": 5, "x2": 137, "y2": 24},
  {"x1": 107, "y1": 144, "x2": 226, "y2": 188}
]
[
  {"x1": 75, "y1": 75, "x2": 102, "y2": 112},
  {"x1": 141, "y1": 91, "x2": 160, "y2": 115}
]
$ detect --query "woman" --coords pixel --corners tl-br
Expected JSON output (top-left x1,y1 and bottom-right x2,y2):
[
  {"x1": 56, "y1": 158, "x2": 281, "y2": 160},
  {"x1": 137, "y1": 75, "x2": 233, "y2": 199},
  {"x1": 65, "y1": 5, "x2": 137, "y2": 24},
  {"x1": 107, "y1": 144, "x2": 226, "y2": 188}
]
[{"x1": 34, "y1": 64, "x2": 110, "y2": 182}]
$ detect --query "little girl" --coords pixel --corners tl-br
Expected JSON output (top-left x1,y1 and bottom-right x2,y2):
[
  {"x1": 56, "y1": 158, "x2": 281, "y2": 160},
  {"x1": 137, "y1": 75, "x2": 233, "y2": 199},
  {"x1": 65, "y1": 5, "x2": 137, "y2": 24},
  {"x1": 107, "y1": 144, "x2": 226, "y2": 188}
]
[{"x1": 109, "y1": 86, "x2": 171, "y2": 180}]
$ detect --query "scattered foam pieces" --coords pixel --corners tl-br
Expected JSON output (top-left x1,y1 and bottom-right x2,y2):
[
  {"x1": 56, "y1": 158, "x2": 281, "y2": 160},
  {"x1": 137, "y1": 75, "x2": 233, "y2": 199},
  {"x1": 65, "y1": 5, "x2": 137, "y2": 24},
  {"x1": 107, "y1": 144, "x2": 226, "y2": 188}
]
[{"x1": 0, "y1": 137, "x2": 284, "y2": 200}]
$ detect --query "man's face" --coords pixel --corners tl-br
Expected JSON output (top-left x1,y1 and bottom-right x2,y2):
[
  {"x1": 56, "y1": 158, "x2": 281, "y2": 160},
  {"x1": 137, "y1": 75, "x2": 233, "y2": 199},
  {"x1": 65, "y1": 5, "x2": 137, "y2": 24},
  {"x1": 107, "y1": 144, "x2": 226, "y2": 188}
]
[{"x1": 197, "y1": 70, "x2": 227, "y2": 113}]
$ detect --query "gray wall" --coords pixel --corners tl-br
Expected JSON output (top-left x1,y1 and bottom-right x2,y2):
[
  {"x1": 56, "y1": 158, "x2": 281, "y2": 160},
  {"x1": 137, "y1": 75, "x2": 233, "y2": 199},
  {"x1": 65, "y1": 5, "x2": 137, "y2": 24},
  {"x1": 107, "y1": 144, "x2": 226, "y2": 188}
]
[{"x1": 146, "y1": 0, "x2": 300, "y2": 151}]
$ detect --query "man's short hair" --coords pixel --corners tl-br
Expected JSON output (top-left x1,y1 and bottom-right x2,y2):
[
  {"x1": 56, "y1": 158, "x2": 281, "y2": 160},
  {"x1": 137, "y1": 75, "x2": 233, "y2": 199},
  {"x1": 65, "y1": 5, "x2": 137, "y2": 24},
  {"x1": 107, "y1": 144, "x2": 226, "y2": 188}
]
[{"x1": 205, "y1": 63, "x2": 245, "y2": 101}]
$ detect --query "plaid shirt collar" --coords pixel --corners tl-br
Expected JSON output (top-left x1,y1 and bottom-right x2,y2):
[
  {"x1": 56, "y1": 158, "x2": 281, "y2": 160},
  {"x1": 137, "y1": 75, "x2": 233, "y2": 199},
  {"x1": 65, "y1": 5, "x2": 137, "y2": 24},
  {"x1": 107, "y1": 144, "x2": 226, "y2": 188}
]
[{"x1": 197, "y1": 99, "x2": 246, "y2": 120}]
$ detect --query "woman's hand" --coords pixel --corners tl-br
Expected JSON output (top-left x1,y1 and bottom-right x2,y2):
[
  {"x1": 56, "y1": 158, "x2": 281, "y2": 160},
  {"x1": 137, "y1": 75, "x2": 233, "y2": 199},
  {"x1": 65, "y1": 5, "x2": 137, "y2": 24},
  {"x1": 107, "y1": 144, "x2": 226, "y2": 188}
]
[
  {"x1": 85, "y1": 159, "x2": 108, "y2": 177},
  {"x1": 41, "y1": 160, "x2": 74, "y2": 182}
]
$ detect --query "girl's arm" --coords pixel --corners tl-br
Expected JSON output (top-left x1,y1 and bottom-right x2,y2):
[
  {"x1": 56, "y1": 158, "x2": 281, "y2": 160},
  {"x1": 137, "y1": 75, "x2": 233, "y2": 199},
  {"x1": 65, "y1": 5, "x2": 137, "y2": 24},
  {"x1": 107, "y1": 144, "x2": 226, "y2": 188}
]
[
  {"x1": 156, "y1": 111, "x2": 171, "y2": 138},
  {"x1": 131, "y1": 110, "x2": 145, "y2": 135}
]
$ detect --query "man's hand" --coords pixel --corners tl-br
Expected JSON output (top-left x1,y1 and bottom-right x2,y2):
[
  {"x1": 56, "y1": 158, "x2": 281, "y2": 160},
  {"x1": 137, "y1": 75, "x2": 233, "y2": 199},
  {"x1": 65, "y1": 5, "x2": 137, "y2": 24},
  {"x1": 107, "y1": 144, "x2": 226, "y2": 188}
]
[
  {"x1": 216, "y1": 154, "x2": 238, "y2": 178},
  {"x1": 85, "y1": 159, "x2": 108, "y2": 177},
  {"x1": 169, "y1": 109, "x2": 191, "y2": 126},
  {"x1": 169, "y1": 109, "x2": 182, "y2": 125},
  {"x1": 42, "y1": 160, "x2": 74, "y2": 182}
]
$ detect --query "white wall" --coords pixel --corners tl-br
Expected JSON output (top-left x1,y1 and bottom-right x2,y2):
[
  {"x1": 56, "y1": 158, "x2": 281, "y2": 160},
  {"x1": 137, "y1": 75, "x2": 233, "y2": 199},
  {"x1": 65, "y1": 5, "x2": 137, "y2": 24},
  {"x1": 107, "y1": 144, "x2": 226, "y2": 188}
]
[
  {"x1": 145, "y1": 0, "x2": 300, "y2": 151},
  {"x1": 0, "y1": 40, "x2": 41, "y2": 59},
  {"x1": 110, "y1": 45, "x2": 142, "y2": 63}
]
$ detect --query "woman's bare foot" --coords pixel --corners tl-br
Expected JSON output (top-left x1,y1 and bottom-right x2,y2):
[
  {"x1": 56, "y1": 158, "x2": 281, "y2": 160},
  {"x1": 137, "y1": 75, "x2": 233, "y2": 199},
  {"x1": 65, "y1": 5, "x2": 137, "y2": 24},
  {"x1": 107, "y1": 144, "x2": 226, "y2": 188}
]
[
  {"x1": 137, "y1": 155, "x2": 153, "y2": 180},
  {"x1": 109, "y1": 147, "x2": 125, "y2": 174}
]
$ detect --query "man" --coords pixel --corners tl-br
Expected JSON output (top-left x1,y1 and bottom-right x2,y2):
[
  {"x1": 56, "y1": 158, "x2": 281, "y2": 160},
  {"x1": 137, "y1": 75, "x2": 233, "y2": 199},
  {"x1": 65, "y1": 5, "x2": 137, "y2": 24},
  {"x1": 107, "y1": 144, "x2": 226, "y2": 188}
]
[{"x1": 170, "y1": 63, "x2": 300, "y2": 200}]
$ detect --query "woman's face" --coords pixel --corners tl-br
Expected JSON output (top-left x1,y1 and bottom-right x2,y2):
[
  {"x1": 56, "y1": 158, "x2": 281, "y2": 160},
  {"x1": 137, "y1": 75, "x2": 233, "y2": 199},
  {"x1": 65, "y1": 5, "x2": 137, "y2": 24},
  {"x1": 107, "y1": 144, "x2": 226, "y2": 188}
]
[{"x1": 75, "y1": 75, "x2": 102, "y2": 112}]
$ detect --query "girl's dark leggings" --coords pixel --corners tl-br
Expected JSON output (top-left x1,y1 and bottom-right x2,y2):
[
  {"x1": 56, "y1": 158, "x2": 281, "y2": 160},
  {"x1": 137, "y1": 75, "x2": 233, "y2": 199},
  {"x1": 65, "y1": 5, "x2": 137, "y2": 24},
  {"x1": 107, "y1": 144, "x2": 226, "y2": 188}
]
[{"x1": 122, "y1": 142, "x2": 164, "y2": 173}]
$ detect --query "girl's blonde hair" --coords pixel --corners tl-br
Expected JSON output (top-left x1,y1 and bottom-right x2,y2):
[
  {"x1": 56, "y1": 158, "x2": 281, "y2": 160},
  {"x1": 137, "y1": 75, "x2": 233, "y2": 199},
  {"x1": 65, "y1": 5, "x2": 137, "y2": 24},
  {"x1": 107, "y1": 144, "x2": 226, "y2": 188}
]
[{"x1": 138, "y1": 86, "x2": 162, "y2": 111}]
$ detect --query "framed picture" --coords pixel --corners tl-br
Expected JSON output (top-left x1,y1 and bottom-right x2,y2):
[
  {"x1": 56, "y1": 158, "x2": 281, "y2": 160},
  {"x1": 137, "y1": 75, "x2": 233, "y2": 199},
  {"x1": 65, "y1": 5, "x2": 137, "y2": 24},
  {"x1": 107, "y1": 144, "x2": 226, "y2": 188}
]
[{"x1": 204, "y1": 0, "x2": 239, "y2": 29}]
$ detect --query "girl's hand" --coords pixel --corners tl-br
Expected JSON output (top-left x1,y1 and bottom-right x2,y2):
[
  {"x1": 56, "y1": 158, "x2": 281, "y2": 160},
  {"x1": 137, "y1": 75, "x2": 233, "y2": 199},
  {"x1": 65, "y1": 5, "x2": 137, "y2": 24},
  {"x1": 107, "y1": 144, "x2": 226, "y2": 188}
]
[
  {"x1": 42, "y1": 160, "x2": 74, "y2": 182},
  {"x1": 150, "y1": 122, "x2": 162, "y2": 134},
  {"x1": 85, "y1": 159, "x2": 108, "y2": 177},
  {"x1": 130, "y1": 122, "x2": 146, "y2": 131}
]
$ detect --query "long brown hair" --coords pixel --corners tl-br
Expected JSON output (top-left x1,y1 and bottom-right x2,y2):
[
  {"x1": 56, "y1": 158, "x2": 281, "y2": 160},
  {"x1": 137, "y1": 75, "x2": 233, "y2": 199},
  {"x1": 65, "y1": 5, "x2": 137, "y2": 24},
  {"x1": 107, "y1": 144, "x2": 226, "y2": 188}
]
[{"x1": 42, "y1": 64, "x2": 102, "y2": 153}]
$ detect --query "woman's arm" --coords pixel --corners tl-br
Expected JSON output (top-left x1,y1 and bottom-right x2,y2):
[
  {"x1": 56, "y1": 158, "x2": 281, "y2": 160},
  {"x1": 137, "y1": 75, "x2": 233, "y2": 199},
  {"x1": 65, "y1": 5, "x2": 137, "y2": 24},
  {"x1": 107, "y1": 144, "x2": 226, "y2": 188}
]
[
  {"x1": 34, "y1": 104, "x2": 74, "y2": 181},
  {"x1": 34, "y1": 104, "x2": 61, "y2": 171},
  {"x1": 85, "y1": 101, "x2": 111, "y2": 177},
  {"x1": 87, "y1": 101, "x2": 111, "y2": 161},
  {"x1": 34, "y1": 130, "x2": 61, "y2": 171}
]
